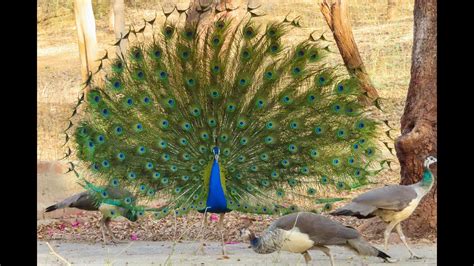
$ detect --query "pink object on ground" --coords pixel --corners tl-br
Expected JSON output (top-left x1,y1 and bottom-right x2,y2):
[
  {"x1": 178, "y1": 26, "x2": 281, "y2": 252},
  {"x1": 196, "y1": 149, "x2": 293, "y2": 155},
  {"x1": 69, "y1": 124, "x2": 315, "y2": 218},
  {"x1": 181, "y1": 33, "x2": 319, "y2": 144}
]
[
  {"x1": 210, "y1": 213, "x2": 219, "y2": 222},
  {"x1": 225, "y1": 241, "x2": 240, "y2": 245},
  {"x1": 71, "y1": 220, "x2": 80, "y2": 228},
  {"x1": 130, "y1": 233, "x2": 139, "y2": 241},
  {"x1": 58, "y1": 223, "x2": 66, "y2": 231}
]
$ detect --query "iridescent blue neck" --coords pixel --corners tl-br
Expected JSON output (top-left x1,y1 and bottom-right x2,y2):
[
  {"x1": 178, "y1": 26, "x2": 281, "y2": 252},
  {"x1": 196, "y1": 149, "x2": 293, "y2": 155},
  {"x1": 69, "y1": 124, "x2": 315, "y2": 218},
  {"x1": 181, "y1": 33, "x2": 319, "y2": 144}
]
[
  {"x1": 205, "y1": 154, "x2": 229, "y2": 213},
  {"x1": 421, "y1": 167, "x2": 433, "y2": 187}
]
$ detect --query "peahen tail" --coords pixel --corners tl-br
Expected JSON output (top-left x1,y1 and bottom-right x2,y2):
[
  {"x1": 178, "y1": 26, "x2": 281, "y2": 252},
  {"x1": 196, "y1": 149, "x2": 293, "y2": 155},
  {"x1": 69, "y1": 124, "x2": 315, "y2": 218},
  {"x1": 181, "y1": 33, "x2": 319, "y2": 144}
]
[
  {"x1": 347, "y1": 238, "x2": 392, "y2": 262},
  {"x1": 64, "y1": 4, "x2": 388, "y2": 219}
]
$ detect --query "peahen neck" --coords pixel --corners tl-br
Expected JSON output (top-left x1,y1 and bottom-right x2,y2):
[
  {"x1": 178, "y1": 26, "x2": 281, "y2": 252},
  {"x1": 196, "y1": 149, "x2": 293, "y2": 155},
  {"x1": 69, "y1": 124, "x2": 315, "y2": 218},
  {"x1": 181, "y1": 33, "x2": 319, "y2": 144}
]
[
  {"x1": 205, "y1": 157, "x2": 229, "y2": 213},
  {"x1": 420, "y1": 167, "x2": 434, "y2": 188}
]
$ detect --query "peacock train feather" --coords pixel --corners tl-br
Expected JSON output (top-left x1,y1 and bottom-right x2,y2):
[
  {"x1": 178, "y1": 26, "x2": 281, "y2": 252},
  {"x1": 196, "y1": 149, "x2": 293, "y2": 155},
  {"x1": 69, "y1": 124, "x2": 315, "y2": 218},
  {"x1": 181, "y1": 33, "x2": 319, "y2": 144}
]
[{"x1": 66, "y1": 5, "x2": 389, "y2": 220}]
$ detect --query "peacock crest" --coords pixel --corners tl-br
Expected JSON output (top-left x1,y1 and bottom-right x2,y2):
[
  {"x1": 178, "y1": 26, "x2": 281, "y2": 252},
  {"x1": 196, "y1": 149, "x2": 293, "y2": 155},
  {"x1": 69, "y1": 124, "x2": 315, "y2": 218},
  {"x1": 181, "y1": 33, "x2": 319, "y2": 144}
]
[{"x1": 63, "y1": 3, "x2": 391, "y2": 220}]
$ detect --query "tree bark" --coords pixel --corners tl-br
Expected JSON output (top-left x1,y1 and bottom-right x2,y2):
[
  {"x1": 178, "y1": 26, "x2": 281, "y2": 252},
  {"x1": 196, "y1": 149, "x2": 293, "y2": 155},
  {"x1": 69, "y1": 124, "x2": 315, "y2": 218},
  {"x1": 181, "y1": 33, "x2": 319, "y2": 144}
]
[
  {"x1": 394, "y1": 0, "x2": 437, "y2": 237},
  {"x1": 320, "y1": 0, "x2": 379, "y2": 105},
  {"x1": 109, "y1": 0, "x2": 115, "y2": 31},
  {"x1": 112, "y1": 0, "x2": 128, "y2": 56},
  {"x1": 74, "y1": 0, "x2": 98, "y2": 91},
  {"x1": 386, "y1": 0, "x2": 397, "y2": 20}
]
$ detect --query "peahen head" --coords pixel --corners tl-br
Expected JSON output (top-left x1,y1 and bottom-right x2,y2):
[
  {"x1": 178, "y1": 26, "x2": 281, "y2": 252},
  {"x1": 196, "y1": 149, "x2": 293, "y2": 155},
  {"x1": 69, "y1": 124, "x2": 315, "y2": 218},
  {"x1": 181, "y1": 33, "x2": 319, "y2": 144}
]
[
  {"x1": 238, "y1": 217, "x2": 257, "y2": 241},
  {"x1": 239, "y1": 227, "x2": 254, "y2": 241},
  {"x1": 423, "y1": 156, "x2": 437, "y2": 168}
]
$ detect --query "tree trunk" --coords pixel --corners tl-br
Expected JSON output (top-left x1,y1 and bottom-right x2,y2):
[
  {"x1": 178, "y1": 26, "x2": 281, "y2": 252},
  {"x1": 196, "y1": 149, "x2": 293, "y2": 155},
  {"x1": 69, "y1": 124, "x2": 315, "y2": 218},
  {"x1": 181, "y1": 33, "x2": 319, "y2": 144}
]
[
  {"x1": 109, "y1": 0, "x2": 115, "y2": 31},
  {"x1": 320, "y1": 0, "x2": 379, "y2": 105},
  {"x1": 394, "y1": 0, "x2": 437, "y2": 237},
  {"x1": 74, "y1": 0, "x2": 98, "y2": 91},
  {"x1": 112, "y1": 0, "x2": 127, "y2": 56},
  {"x1": 386, "y1": 0, "x2": 397, "y2": 20}
]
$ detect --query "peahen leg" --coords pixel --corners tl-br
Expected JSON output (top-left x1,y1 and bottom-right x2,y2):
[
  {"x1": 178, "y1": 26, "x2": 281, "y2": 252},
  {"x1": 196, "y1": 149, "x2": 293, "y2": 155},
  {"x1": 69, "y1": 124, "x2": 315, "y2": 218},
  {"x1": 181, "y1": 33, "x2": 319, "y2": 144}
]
[
  {"x1": 104, "y1": 217, "x2": 127, "y2": 244},
  {"x1": 313, "y1": 246, "x2": 334, "y2": 266},
  {"x1": 301, "y1": 250, "x2": 312, "y2": 264},
  {"x1": 384, "y1": 221, "x2": 398, "y2": 252},
  {"x1": 396, "y1": 223, "x2": 423, "y2": 259},
  {"x1": 99, "y1": 216, "x2": 109, "y2": 245}
]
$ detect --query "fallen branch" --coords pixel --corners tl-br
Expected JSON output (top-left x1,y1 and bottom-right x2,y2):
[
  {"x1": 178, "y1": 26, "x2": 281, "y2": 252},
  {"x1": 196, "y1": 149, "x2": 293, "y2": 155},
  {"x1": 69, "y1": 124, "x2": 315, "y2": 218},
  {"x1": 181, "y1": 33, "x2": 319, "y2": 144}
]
[{"x1": 45, "y1": 242, "x2": 72, "y2": 266}]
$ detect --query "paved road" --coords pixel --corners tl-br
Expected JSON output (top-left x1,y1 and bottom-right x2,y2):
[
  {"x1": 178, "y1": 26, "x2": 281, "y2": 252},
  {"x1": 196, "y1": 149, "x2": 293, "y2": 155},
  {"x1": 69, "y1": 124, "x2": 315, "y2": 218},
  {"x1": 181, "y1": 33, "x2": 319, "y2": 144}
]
[{"x1": 38, "y1": 241, "x2": 436, "y2": 265}]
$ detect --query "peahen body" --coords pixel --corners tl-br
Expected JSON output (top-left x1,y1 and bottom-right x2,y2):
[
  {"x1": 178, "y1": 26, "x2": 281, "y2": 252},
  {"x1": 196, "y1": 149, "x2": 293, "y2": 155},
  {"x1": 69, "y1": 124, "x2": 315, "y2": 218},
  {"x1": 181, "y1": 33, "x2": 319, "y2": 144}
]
[
  {"x1": 239, "y1": 212, "x2": 394, "y2": 265},
  {"x1": 45, "y1": 187, "x2": 138, "y2": 244},
  {"x1": 331, "y1": 156, "x2": 437, "y2": 259},
  {"x1": 65, "y1": 3, "x2": 387, "y2": 254}
]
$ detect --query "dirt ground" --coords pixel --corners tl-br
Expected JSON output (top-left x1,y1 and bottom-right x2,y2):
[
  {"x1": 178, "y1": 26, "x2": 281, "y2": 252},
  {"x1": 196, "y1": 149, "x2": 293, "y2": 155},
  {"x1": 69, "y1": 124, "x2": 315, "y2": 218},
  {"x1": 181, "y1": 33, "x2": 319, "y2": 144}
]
[{"x1": 37, "y1": 241, "x2": 436, "y2": 265}]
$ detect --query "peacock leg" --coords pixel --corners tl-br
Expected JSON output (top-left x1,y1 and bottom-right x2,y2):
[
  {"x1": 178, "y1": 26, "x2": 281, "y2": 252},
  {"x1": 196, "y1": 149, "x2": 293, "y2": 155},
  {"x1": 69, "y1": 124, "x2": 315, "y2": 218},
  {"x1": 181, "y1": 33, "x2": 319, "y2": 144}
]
[
  {"x1": 218, "y1": 213, "x2": 227, "y2": 256},
  {"x1": 384, "y1": 221, "x2": 398, "y2": 252},
  {"x1": 396, "y1": 223, "x2": 423, "y2": 259},
  {"x1": 194, "y1": 212, "x2": 208, "y2": 255},
  {"x1": 313, "y1": 246, "x2": 334, "y2": 266},
  {"x1": 301, "y1": 250, "x2": 312, "y2": 264}
]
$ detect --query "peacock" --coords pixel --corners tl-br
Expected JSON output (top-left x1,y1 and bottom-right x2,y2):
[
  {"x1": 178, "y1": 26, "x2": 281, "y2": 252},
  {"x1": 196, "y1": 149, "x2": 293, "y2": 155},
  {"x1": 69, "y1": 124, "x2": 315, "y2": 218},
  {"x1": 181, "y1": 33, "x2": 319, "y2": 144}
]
[
  {"x1": 45, "y1": 187, "x2": 138, "y2": 244},
  {"x1": 63, "y1": 2, "x2": 388, "y2": 255}
]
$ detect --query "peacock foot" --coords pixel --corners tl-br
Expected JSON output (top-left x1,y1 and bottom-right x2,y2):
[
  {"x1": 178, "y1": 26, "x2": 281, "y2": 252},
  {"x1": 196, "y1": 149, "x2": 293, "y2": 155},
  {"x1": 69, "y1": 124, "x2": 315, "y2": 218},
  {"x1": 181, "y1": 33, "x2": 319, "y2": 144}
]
[{"x1": 409, "y1": 254, "x2": 424, "y2": 260}]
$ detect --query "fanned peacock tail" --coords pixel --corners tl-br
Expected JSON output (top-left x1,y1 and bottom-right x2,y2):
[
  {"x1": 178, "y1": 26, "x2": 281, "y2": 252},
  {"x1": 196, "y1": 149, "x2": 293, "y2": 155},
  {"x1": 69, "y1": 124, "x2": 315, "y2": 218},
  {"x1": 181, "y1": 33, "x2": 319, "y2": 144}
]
[{"x1": 65, "y1": 5, "x2": 390, "y2": 220}]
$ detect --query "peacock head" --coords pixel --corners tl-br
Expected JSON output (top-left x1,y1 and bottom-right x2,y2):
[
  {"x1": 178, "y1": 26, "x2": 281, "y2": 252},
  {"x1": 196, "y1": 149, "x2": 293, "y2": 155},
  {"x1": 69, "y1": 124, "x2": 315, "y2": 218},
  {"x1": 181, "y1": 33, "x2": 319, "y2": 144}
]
[
  {"x1": 423, "y1": 156, "x2": 437, "y2": 168},
  {"x1": 213, "y1": 146, "x2": 220, "y2": 161}
]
